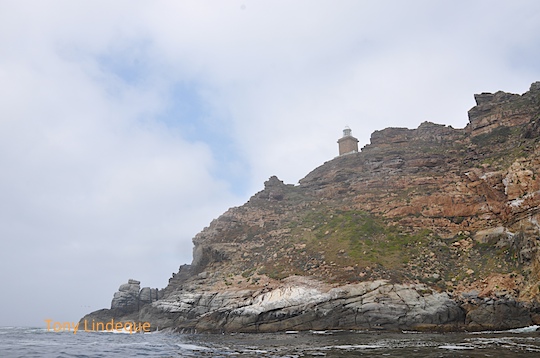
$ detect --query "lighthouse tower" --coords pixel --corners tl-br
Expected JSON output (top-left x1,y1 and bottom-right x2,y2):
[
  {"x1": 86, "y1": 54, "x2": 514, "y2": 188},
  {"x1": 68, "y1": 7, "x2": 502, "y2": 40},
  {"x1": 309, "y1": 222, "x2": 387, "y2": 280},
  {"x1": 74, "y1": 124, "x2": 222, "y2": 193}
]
[{"x1": 337, "y1": 126, "x2": 359, "y2": 155}]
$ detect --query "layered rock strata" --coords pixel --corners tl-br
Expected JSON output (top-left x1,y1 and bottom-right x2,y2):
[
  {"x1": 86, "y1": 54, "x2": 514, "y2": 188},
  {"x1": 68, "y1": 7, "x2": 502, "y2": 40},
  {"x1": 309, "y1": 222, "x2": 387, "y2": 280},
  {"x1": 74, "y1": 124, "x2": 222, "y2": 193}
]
[{"x1": 81, "y1": 82, "x2": 540, "y2": 332}]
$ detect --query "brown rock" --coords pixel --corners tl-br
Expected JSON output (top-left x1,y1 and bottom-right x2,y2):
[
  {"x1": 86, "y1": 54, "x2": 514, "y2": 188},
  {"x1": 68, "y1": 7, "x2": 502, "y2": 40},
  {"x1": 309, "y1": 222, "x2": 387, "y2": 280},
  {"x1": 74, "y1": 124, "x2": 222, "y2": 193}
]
[{"x1": 81, "y1": 81, "x2": 540, "y2": 333}]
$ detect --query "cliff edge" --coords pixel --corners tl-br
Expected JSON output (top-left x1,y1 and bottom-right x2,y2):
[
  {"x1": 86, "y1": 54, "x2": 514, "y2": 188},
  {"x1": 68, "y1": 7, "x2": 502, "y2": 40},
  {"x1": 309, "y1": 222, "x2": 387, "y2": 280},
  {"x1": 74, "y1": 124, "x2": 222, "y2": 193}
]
[{"x1": 81, "y1": 82, "x2": 540, "y2": 332}]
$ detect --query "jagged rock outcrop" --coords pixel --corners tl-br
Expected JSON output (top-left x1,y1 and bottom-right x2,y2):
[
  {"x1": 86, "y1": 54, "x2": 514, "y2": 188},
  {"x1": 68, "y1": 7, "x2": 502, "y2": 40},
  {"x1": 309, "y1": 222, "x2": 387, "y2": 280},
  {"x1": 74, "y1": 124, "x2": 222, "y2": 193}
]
[
  {"x1": 80, "y1": 279, "x2": 163, "y2": 324},
  {"x1": 81, "y1": 81, "x2": 540, "y2": 332},
  {"x1": 111, "y1": 279, "x2": 141, "y2": 311},
  {"x1": 467, "y1": 81, "x2": 540, "y2": 137}
]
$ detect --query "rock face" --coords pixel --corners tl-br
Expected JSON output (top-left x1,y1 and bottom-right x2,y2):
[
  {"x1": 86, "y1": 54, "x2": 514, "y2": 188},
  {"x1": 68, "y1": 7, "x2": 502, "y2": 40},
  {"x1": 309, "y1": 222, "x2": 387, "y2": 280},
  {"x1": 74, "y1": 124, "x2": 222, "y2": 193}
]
[
  {"x1": 464, "y1": 300, "x2": 532, "y2": 331},
  {"x1": 82, "y1": 82, "x2": 540, "y2": 332},
  {"x1": 111, "y1": 279, "x2": 141, "y2": 311},
  {"x1": 139, "y1": 277, "x2": 464, "y2": 333},
  {"x1": 467, "y1": 82, "x2": 540, "y2": 137}
]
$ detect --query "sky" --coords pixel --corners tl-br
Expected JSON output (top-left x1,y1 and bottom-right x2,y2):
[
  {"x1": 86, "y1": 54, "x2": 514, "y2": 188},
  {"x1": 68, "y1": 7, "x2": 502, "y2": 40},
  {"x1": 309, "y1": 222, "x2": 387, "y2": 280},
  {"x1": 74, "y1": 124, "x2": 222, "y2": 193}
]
[{"x1": 1, "y1": 0, "x2": 540, "y2": 327}]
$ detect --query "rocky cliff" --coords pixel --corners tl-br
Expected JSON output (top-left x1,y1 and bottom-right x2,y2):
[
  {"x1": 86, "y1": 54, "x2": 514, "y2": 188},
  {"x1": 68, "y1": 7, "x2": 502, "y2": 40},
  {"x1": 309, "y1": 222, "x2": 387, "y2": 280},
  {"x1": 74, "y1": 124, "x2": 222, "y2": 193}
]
[{"x1": 81, "y1": 82, "x2": 540, "y2": 332}]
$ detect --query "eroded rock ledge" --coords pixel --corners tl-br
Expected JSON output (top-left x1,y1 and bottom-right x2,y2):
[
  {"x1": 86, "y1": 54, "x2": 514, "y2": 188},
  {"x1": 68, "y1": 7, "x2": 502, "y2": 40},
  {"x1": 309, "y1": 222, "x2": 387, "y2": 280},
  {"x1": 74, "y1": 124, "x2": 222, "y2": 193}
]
[{"x1": 149, "y1": 277, "x2": 465, "y2": 332}]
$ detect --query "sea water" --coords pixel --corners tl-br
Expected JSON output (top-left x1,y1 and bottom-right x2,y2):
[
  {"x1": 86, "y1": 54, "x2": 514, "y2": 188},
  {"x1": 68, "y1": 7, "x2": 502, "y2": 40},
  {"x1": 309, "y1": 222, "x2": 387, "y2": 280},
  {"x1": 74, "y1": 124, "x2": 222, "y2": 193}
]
[{"x1": 1, "y1": 326, "x2": 540, "y2": 357}]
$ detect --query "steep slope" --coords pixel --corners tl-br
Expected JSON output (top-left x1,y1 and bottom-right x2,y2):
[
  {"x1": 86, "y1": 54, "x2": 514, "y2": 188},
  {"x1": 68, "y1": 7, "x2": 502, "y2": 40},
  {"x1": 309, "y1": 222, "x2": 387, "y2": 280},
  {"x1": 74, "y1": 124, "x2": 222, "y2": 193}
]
[{"x1": 81, "y1": 82, "x2": 540, "y2": 332}]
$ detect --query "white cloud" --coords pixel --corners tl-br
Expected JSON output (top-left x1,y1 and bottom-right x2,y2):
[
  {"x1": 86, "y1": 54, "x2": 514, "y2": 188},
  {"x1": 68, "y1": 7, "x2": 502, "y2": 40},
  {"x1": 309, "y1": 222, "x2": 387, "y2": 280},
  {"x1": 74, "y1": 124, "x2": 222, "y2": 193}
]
[{"x1": 0, "y1": 1, "x2": 238, "y2": 326}]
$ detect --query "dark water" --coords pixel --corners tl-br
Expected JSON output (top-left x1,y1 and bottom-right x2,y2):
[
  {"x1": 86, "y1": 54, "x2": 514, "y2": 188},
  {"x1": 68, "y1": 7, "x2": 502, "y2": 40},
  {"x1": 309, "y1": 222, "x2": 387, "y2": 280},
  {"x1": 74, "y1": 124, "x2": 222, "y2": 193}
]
[{"x1": 1, "y1": 326, "x2": 540, "y2": 357}]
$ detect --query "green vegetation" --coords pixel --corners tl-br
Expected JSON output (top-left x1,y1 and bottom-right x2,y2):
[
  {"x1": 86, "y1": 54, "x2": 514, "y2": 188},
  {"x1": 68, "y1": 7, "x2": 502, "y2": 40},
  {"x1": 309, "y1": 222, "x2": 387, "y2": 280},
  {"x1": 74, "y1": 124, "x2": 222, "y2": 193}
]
[
  {"x1": 283, "y1": 207, "x2": 526, "y2": 287},
  {"x1": 290, "y1": 209, "x2": 430, "y2": 270}
]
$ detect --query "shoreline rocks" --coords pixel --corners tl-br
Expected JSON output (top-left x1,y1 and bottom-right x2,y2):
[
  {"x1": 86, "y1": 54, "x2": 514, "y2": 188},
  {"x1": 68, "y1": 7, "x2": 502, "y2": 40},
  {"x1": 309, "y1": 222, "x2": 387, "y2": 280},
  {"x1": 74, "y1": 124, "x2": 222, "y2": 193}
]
[{"x1": 81, "y1": 276, "x2": 537, "y2": 333}]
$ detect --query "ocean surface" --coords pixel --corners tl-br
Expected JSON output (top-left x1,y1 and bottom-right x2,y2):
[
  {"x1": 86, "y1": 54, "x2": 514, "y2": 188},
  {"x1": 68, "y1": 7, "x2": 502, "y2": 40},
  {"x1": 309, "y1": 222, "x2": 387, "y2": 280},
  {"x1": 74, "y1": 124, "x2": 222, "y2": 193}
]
[{"x1": 2, "y1": 326, "x2": 540, "y2": 357}]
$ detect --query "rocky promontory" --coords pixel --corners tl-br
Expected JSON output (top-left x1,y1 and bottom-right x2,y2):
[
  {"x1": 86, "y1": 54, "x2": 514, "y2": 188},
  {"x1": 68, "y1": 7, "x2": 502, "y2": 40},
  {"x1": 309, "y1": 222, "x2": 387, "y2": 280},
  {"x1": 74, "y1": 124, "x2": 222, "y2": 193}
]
[{"x1": 81, "y1": 82, "x2": 540, "y2": 332}]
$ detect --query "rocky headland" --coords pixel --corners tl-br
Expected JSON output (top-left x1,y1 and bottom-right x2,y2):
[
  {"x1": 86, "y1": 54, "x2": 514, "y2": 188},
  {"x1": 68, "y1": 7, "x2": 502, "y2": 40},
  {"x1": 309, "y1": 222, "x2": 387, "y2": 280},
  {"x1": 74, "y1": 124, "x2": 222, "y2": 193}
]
[{"x1": 81, "y1": 82, "x2": 540, "y2": 332}]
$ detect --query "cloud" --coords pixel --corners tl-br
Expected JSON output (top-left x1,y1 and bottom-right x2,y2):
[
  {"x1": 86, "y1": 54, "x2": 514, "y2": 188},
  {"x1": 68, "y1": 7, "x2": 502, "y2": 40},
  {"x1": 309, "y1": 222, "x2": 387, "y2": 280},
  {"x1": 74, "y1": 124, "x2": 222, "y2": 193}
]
[
  {"x1": 1, "y1": 0, "x2": 540, "y2": 326},
  {"x1": 0, "y1": 1, "x2": 238, "y2": 326}
]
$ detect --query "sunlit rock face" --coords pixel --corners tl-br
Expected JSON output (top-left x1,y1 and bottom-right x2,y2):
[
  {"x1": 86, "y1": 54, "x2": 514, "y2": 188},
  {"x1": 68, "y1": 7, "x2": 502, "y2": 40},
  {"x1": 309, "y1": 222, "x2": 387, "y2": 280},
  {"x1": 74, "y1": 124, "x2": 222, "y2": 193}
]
[{"x1": 82, "y1": 82, "x2": 540, "y2": 332}]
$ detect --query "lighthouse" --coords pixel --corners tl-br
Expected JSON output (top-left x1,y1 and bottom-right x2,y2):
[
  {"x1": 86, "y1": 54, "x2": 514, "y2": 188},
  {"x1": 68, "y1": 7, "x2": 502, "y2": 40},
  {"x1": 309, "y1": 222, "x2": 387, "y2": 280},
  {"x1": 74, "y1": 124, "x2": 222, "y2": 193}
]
[{"x1": 337, "y1": 126, "x2": 359, "y2": 155}]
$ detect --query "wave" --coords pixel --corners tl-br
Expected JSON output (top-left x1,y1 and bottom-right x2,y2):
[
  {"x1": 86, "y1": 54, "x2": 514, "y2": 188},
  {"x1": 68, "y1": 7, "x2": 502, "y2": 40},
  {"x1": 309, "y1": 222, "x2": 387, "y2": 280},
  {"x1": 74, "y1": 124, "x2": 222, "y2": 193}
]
[
  {"x1": 439, "y1": 345, "x2": 474, "y2": 350},
  {"x1": 469, "y1": 325, "x2": 539, "y2": 334},
  {"x1": 506, "y1": 325, "x2": 540, "y2": 333},
  {"x1": 176, "y1": 343, "x2": 211, "y2": 351},
  {"x1": 325, "y1": 344, "x2": 384, "y2": 350}
]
